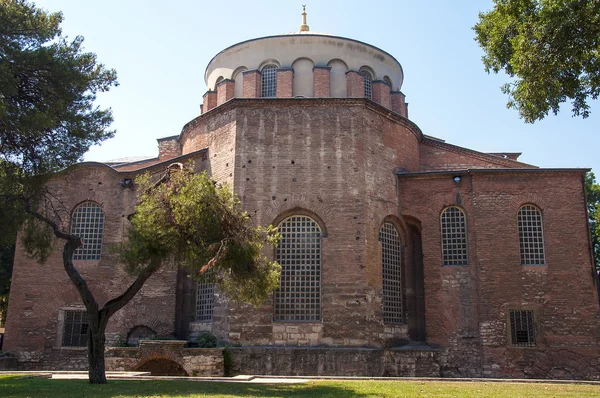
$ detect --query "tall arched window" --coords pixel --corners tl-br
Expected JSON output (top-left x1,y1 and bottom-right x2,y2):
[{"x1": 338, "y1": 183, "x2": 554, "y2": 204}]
[
  {"x1": 441, "y1": 207, "x2": 468, "y2": 266},
  {"x1": 261, "y1": 65, "x2": 278, "y2": 97},
  {"x1": 518, "y1": 204, "x2": 545, "y2": 265},
  {"x1": 274, "y1": 215, "x2": 321, "y2": 321},
  {"x1": 196, "y1": 281, "x2": 215, "y2": 322},
  {"x1": 379, "y1": 222, "x2": 403, "y2": 324},
  {"x1": 361, "y1": 70, "x2": 373, "y2": 99},
  {"x1": 71, "y1": 202, "x2": 104, "y2": 260}
]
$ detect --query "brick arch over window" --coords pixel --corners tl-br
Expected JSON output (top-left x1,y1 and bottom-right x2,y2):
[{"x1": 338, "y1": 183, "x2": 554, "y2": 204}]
[
  {"x1": 440, "y1": 206, "x2": 468, "y2": 266},
  {"x1": 517, "y1": 204, "x2": 545, "y2": 265},
  {"x1": 379, "y1": 221, "x2": 404, "y2": 324},
  {"x1": 71, "y1": 201, "x2": 104, "y2": 260},
  {"x1": 274, "y1": 215, "x2": 322, "y2": 321}
]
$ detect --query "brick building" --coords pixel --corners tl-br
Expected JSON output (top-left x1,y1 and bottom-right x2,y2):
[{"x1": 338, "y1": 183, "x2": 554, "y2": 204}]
[{"x1": 4, "y1": 10, "x2": 600, "y2": 378}]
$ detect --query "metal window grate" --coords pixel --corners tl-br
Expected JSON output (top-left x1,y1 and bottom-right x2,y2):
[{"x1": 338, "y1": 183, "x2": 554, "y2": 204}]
[
  {"x1": 362, "y1": 71, "x2": 372, "y2": 99},
  {"x1": 62, "y1": 310, "x2": 89, "y2": 347},
  {"x1": 441, "y1": 207, "x2": 468, "y2": 266},
  {"x1": 196, "y1": 281, "x2": 215, "y2": 321},
  {"x1": 261, "y1": 65, "x2": 278, "y2": 97},
  {"x1": 71, "y1": 202, "x2": 104, "y2": 260},
  {"x1": 380, "y1": 222, "x2": 403, "y2": 324},
  {"x1": 509, "y1": 310, "x2": 536, "y2": 347},
  {"x1": 518, "y1": 205, "x2": 545, "y2": 265},
  {"x1": 274, "y1": 215, "x2": 321, "y2": 321}
]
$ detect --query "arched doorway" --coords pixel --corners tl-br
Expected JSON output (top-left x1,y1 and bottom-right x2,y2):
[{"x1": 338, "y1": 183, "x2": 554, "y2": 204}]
[{"x1": 135, "y1": 358, "x2": 189, "y2": 376}]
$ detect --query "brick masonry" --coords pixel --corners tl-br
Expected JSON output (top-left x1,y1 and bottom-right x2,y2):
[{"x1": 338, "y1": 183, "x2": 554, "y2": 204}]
[{"x1": 3, "y1": 98, "x2": 599, "y2": 379}]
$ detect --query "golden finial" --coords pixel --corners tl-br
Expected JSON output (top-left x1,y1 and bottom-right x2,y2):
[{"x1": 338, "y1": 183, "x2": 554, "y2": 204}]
[{"x1": 299, "y1": 5, "x2": 310, "y2": 32}]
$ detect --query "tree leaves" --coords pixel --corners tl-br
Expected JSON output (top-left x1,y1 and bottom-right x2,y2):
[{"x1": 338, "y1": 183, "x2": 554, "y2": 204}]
[
  {"x1": 474, "y1": 0, "x2": 600, "y2": 122},
  {"x1": 113, "y1": 167, "x2": 281, "y2": 307}
]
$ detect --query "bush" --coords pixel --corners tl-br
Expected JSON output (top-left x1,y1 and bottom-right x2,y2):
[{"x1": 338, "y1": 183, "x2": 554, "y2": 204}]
[{"x1": 196, "y1": 332, "x2": 218, "y2": 348}]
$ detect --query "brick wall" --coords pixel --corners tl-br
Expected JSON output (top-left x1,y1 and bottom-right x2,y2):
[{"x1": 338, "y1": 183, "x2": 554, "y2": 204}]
[
  {"x1": 313, "y1": 66, "x2": 331, "y2": 97},
  {"x1": 242, "y1": 70, "x2": 261, "y2": 98},
  {"x1": 276, "y1": 69, "x2": 293, "y2": 98},
  {"x1": 202, "y1": 91, "x2": 217, "y2": 113},
  {"x1": 346, "y1": 71, "x2": 364, "y2": 98},
  {"x1": 372, "y1": 81, "x2": 391, "y2": 109},
  {"x1": 157, "y1": 136, "x2": 181, "y2": 161},
  {"x1": 391, "y1": 91, "x2": 407, "y2": 118},
  {"x1": 216, "y1": 79, "x2": 235, "y2": 105}
]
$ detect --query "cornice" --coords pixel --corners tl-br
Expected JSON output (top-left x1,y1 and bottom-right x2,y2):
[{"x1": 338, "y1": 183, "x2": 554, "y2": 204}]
[
  {"x1": 396, "y1": 168, "x2": 589, "y2": 180},
  {"x1": 180, "y1": 97, "x2": 423, "y2": 143},
  {"x1": 421, "y1": 137, "x2": 536, "y2": 169}
]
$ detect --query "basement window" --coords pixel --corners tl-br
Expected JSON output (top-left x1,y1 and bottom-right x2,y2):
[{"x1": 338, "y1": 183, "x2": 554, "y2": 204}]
[
  {"x1": 62, "y1": 310, "x2": 89, "y2": 347},
  {"x1": 509, "y1": 310, "x2": 536, "y2": 347}
]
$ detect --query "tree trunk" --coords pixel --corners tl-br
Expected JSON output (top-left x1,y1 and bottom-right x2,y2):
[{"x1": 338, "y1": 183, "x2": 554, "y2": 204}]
[{"x1": 88, "y1": 320, "x2": 107, "y2": 384}]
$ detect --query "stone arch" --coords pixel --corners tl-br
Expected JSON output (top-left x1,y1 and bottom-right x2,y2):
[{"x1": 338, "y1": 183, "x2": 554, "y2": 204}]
[
  {"x1": 327, "y1": 58, "x2": 348, "y2": 97},
  {"x1": 292, "y1": 57, "x2": 314, "y2": 97},
  {"x1": 134, "y1": 357, "x2": 189, "y2": 376},
  {"x1": 232, "y1": 66, "x2": 247, "y2": 97},
  {"x1": 258, "y1": 59, "x2": 280, "y2": 70}
]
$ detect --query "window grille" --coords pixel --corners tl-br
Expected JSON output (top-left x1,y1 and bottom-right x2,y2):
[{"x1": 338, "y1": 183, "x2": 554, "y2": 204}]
[
  {"x1": 518, "y1": 205, "x2": 545, "y2": 265},
  {"x1": 361, "y1": 71, "x2": 372, "y2": 99},
  {"x1": 261, "y1": 65, "x2": 278, "y2": 97},
  {"x1": 274, "y1": 215, "x2": 321, "y2": 321},
  {"x1": 62, "y1": 310, "x2": 89, "y2": 347},
  {"x1": 380, "y1": 222, "x2": 403, "y2": 324},
  {"x1": 71, "y1": 202, "x2": 104, "y2": 260},
  {"x1": 509, "y1": 310, "x2": 536, "y2": 347},
  {"x1": 196, "y1": 281, "x2": 215, "y2": 321},
  {"x1": 441, "y1": 207, "x2": 468, "y2": 265}
]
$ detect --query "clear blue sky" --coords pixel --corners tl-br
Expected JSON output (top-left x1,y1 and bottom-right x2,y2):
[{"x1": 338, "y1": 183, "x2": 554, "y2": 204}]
[{"x1": 35, "y1": 1, "x2": 600, "y2": 174}]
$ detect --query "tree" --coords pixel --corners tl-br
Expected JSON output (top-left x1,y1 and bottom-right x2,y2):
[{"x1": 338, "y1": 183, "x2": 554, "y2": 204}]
[
  {"x1": 26, "y1": 164, "x2": 280, "y2": 384},
  {"x1": 474, "y1": 0, "x2": 600, "y2": 123},
  {"x1": 585, "y1": 172, "x2": 600, "y2": 269}
]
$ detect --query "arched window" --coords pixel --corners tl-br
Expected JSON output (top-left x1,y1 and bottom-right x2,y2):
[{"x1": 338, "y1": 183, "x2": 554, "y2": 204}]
[
  {"x1": 441, "y1": 207, "x2": 468, "y2": 266},
  {"x1": 196, "y1": 281, "x2": 215, "y2": 322},
  {"x1": 361, "y1": 70, "x2": 373, "y2": 99},
  {"x1": 274, "y1": 215, "x2": 321, "y2": 321},
  {"x1": 379, "y1": 222, "x2": 403, "y2": 324},
  {"x1": 126, "y1": 325, "x2": 156, "y2": 346},
  {"x1": 261, "y1": 65, "x2": 278, "y2": 97},
  {"x1": 71, "y1": 202, "x2": 104, "y2": 260},
  {"x1": 517, "y1": 204, "x2": 545, "y2": 265}
]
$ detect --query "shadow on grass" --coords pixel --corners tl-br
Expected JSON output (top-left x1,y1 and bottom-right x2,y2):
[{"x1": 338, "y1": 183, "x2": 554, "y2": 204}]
[{"x1": 0, "y1": 377, "x2": 370, "y2": 398}]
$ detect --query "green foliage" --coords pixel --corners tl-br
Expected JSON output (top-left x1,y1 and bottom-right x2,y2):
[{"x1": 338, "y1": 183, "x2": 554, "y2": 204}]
[
  {"x1": 114, "y1": 168, "x2": 281, "y2": 307},
  {"x1": 222, "y1": 346, "x2": 233, "y2": 377},
  {"x1": 196, "y1": 332, "x2": 218, "y2": 348},
  {"x1": 474, "y1": 0, "x2": 600, "y2": 123},
  {"x1": 0, "y1": 0, "x2": 118, "y2": 177},
  {"x1": 585, "y1": 172, "x2": 600, "y2": 269}
]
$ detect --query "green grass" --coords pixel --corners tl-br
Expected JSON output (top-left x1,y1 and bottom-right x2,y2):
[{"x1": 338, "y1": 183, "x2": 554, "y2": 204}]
[{"x1": 1, "y1": 375, "x2": 599, "y2": 397}]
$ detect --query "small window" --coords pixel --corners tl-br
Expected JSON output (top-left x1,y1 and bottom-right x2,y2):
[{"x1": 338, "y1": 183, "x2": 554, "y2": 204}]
[
  {"x1": 62, "y1": 310, "x2": 89, "y2": 347},
  {"x1": 509, "y1": 310, "x2": 536, "y2": 347},
  {"x1": 71, "y1": 202, "x2": 104, "y2": 260},
  {"x1": 274, "y1": 215, "x2": 322, "y2": 321},
  {"x1": 196, "y1": 281, "x2": 215, "y2": 322},
  {"x1": 441, "y1": 207, "x2": 468, "y2": 265},
  {"x1": 380, "y1": 222, "x2": 403, "y2": 324},
  {"x1": 261, "y1": 65, "x2": 278, "y2": 97},
  {"x1": 518, "y1": 205, "x2": 545, "y2": 265},
  {"x1": 361, "y1": 70, "x2": 373, "y2": 99}
]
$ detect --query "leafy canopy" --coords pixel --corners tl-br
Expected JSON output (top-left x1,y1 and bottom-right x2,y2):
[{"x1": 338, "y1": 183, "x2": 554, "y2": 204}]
[
  {"x1": 474, "y1": 0, "x2": 600, "y2": 122},
  {"x1": 585, "y1": 172, "x2": 600, "y2": 269},
  {"x1": 0, "y1": 0, "x2": 118, "y2": 178},
  {"x1": 114, "y1": 167, "x2": 281, "y2": 307}
]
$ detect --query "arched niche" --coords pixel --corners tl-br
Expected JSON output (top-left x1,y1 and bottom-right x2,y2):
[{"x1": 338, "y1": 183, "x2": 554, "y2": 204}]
[
  {"x1": 327, "y1": 59, "x2": 348, "y2": 98},
  {"x1": 292, "y1": 57, "x2": 314, "y2": 97}
]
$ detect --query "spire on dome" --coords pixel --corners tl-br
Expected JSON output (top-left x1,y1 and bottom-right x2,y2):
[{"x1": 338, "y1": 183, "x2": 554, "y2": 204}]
[{"x1": 299, "y1": 5, "x2": 310, "y2": 32}]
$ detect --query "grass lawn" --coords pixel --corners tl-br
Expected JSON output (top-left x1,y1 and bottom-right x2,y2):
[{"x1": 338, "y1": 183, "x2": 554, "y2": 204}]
[{"x1": 1, "y1": 375, "x2": 599, "y2": 397}]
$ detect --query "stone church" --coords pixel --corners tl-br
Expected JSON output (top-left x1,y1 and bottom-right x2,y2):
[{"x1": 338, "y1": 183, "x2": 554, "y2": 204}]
[{"x1": 4, "y1": 9, "x2": 600, "y2": 378}]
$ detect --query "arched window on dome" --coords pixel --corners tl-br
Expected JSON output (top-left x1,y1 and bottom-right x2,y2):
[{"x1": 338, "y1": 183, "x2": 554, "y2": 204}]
[
  {"x1": 517, "y1": 204, "x2": 545, "y2": 265},
  {"x1": 360, "y1": 68, "x2": 373, "y2": 100},
  {"x1": 71, "y1": 202, "x2": 104, "y2": 260},
  {"x1": 274, "y1": 215, "x2": 322, "y2": 321},
  {"x1": 261, "y1": 65, "x2": 278, "y2": 97},
  {"x1": 379, "y1": 222, "x2": 403, "y2": 324}
]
